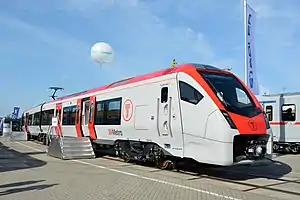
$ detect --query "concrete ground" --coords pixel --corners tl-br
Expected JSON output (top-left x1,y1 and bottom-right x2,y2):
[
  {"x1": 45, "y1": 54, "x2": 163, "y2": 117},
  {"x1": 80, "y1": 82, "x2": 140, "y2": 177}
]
[{"x1": 1, "y1": 139, "x2": 300, "y2": 200}]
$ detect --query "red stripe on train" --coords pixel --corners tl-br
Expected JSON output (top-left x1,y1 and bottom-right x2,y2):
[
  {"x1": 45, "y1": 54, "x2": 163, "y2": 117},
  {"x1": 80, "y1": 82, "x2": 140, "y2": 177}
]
[{"x1": 269, "y1": 122, "x2": 300, "y2": 125}]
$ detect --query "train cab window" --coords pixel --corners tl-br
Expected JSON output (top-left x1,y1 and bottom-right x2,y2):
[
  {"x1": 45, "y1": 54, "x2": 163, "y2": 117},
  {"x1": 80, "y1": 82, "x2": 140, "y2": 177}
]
[
  {"x1": 281, "y1": 104, "x2": 296, "y2": 121},
  {"x1": 161, "y1": 87, "x2": 168, "y2": 103},
  {"x1": 236, "y1": 88, "x2": 251, "y2": 104},
  {"x1": 179, "y1": 81, "x2": 203, "y2": 105},
  {"x1": 265, "y1": 105, "x2": 273, "y2": 121}
]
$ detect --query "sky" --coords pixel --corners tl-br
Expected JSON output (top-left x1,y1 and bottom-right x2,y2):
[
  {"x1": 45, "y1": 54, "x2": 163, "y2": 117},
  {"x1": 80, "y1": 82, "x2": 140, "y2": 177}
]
[{"x1": 0, "y1": 0, "x2": 300, "y2": 116}]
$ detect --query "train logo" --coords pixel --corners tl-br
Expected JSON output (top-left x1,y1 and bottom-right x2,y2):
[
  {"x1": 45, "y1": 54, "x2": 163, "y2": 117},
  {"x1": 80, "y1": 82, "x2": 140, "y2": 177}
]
[
  {"x1": 248, "y1": 119, "x2": 257, "y2": 131},
  {"x1": 123, "y1": 99, "x2": 133, "y2": 121},
  {"x1": 108, "y1": 129, "x2": 123, "y2": 136}
]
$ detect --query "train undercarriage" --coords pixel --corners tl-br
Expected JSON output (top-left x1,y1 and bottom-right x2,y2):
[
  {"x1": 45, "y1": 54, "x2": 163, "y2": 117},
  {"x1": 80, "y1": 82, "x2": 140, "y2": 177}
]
[
  {"x1": 93, "y1": 140, "x2": 177, "y2": 170},
  {"x1": 27, "y1": 132, "x2": 273, "y2": 169},
  {"x1": 273, "y1": 142, "x2": 300, "y2": 153}
]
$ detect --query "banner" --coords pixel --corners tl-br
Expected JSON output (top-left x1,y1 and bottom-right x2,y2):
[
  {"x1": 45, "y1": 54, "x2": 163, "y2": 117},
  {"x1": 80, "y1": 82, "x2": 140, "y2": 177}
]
[
  {"x1": 12, "y1": 106, "x2": 20, "y2": 119},
  {"x1": 0, "y1": 118, "x2": 4, "y2": 132},
  {"x1": 244, "y1": 2, "x2": 259, "y2": 95}
]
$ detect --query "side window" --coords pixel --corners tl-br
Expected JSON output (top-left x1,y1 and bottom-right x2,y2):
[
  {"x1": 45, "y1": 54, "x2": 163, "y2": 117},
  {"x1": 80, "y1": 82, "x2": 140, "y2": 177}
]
[
  {"x1": 89, "y1": 102, "x2": 94, "y2": 123},
  {"x1": 33, "y1": 112, "x2": 40, "y2": 126},
  {"x1": 281, "y1": 104, "x2": 296, "y2": 121},
  {"x1": 95, "y1": 101, "x2": 105, "y2": 125},
  {"x1": 69, "y1": 106, "x2": 76, "y2": 125},
  {"x1": 265, "y1": 105, "x2": 273, "y2": 121},
  {"x1": 84, "y1": 101, "x2": 90, "y2": 125},
  {"x1": 106, "y1": 99, "x2": 122, "y2": 125},
  {"x1": 95, "y1": 97, "x2": 122, "y2": 125},
  {"x1": 28, "y1": 114, "x2": 32, "y2": 125},
  {"x1": 62, "y1": 106, "x2": 76, "y2": 125},
  {"x1": 62, "y1": 107, "x2": 70, "y2": 125},
  {"x1": 179, "y1": 81, "x2": 203, "y2": 105},
  {"x1": 236, "y1": 88, "x2": 251, "y2": 104},
  {"x1": 161, "y1": 87, "x2": 168, "y2": 103}
]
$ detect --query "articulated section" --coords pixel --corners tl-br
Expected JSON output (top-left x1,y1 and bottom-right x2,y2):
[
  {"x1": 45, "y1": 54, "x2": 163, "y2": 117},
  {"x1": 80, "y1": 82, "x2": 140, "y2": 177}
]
[{"x1": 47, "y1": 136, "x2": 95, "y2": 160}]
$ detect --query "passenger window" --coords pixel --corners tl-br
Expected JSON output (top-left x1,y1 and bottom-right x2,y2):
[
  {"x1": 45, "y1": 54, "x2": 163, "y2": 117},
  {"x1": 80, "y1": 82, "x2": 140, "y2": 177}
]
[
  {"x1": 95, "y1": 102, "x2": 105, "y2": 125},
  {"x1": 265, "y1": 105, "x2": 273, "y2": 121},
  {"x1": 179, "y1": 81, "x2": 203, "y2": 105},
  {"x1": 95, "y1": 97, "x2": 122, "y2": 125},
  {"x1": 161, "y1": 87, "x2": 168, "y2": 103},
  {"x1": 281, "y1": 104, "x2": 296, "y2": 121},
  {"x1": 89, "y1": 102, "x2": 94, "y2": 123}
]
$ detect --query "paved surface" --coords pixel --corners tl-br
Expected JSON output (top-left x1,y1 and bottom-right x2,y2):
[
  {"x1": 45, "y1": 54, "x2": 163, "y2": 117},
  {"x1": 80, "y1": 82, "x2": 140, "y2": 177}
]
[{"x1": 0, "y1": 139, "x2": 300, "y2": 200}]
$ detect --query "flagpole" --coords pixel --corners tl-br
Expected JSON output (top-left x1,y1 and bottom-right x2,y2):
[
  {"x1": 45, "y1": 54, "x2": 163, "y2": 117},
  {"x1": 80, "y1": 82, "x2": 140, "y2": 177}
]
[{"x1": 243, "y1": 0, "x2": 248, "y2": 86}]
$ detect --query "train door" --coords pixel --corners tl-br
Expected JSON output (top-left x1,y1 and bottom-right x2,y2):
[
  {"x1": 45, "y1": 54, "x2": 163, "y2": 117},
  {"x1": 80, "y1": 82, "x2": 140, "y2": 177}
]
[
  {"x1": 75, "y1": 99, "x2": 83, "y2": 137},
  {"x1": 157, "y1": 79, "x2": 183, "y2": 156},
  {"x1": 24, "y1": 112, "x2": 29, "y2": 133},
  {"x1": 55, "y1": 103, "x2": 62, "y2": 136},
  {"x1": 280, "y1": 102, "x2": 297, "y2": 142},
  {"x1": 260, "y1": 100, "x2": 279, "y2": 142},
  {"x1": 158, "y1": 85, "x2": 170, "y2": 137},
  {"x1": 88, "y1": 95, "x2": 97, "y2": 139},
  {"x1": 82, "y1": 97, "x2": 90, "y2": 137}
]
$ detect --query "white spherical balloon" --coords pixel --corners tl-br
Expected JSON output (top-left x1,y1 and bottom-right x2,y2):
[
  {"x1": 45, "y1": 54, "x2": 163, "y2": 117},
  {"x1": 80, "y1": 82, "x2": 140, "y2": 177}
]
[{"x1": 91, "y1": 42, "x2": 114, "y2": 64}]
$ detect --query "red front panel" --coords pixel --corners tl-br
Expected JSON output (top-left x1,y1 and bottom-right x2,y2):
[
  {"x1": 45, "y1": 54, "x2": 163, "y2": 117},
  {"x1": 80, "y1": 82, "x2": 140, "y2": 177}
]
[
  {"x1": 185, "y1": 67, "x2": 267, "y2": 135},
  {"x1": 55, "y1": 103, "x2": 62, "y2": 136},
  {"x1": 75, "y1": 99, "x2": 83, "y2": 137},
  {"x1": 229, "y1": 112, "x2": 267, "y2": 134},
  {"x1": 230, "y1": 74, "x2": 267, "y2": 134},
  {"x1": 88, "y1": 96, "x2": 97, "y2": 139}
]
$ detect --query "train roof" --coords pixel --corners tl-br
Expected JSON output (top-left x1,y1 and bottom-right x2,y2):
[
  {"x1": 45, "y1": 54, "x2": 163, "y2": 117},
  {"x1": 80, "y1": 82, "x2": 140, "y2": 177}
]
[
  {"x1": 20, "y1": 63, "x2": 228, "y2": 113},
  {"x1": 43, "y1": 63, "x2": 226, "y2": 104}
]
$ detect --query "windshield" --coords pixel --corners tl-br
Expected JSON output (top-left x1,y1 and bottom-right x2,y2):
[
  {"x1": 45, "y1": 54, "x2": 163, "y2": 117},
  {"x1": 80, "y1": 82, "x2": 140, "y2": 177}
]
[{"x1": 199, "y1": 71, "x2": 262, "y2": 117}]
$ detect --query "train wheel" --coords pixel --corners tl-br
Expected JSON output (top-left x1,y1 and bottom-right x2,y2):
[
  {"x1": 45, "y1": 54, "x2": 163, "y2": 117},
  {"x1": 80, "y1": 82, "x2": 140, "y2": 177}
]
[
  {"x1": 156, "y1": 160, "x2": 173, "y2": 170},
  {"x1": 121, "y1": 153, "x2": 131, "y2": 163}
]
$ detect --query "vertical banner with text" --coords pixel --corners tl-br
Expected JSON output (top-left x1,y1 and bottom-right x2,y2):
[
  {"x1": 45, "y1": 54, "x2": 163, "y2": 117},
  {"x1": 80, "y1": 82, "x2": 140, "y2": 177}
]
[
  {"x1": 244, "y1": 1, "x2": 259, "y2": 95},
  {"x1": 12, "y1": 106, "x2": 20, "y2": 119}
]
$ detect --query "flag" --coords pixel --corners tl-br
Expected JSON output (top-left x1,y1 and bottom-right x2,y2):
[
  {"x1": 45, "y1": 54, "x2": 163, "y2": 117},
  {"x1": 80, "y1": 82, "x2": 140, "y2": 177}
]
[
  {"x1": 12, "y1": 106, "x2": 20, "y2": 119},
  {"x1": 244, "y1": 1, "x2": 259, "y2": 95}
]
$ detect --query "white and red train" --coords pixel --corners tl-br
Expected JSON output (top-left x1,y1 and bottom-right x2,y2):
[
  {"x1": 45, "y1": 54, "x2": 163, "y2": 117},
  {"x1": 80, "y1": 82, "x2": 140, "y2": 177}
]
[{"x1": 21, "y1": 63, "x2": 273, "y2": 168}]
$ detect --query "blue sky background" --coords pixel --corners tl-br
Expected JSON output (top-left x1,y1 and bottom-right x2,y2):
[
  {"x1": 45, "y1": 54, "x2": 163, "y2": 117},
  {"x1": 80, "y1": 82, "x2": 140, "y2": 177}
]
[{"x1": 1, "y1": 0, "x2": 299, "y2": 116}]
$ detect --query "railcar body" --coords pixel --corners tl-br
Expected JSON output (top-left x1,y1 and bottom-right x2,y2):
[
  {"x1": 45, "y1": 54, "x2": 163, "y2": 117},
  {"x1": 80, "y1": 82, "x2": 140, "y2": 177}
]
[
  {"x1": 21, "y1": 63, "x2": 273, "y2": 167},
  {"x1": 258, "y1": 92, "x2": 300, "y2": 153}
]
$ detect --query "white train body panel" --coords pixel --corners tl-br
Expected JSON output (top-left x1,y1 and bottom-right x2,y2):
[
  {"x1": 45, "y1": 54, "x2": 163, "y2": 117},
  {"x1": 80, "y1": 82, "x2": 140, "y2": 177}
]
[{"x1": 95, "y1": 74, "x2": 181, "y2": 156}]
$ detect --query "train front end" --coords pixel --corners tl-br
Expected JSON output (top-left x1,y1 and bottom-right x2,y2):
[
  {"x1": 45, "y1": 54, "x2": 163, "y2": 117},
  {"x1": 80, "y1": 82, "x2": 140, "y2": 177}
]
[{"x1": 196, "y1": 65, "x2": 273, "y2": 165}]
